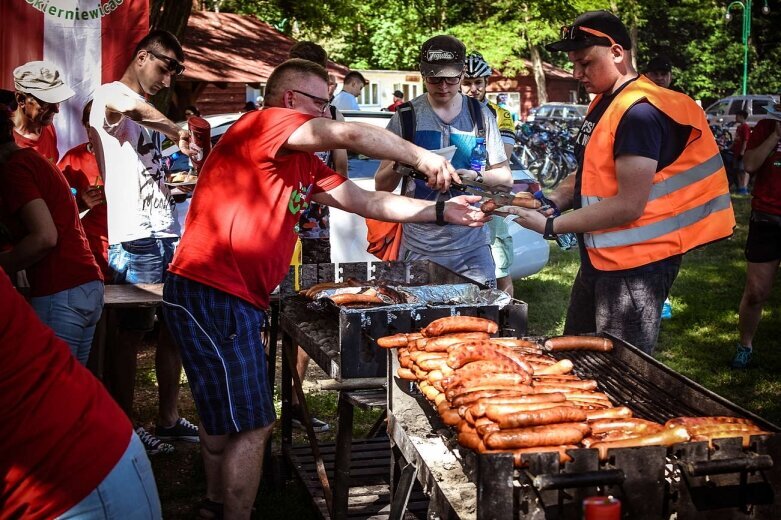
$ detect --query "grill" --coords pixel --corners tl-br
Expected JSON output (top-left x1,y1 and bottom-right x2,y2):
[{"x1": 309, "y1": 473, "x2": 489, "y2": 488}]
[
  {"x1": 280, "y1": 260, "x2": 528, "y2": 380},
  {"x1": 387, "y1": 334, "x2": 781, "y2": 520}
]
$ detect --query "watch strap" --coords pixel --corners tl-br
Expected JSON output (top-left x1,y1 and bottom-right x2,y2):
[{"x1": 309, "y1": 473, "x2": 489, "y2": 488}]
[
  {"x1": 435, "y1": 200, "x2": 446, "y2": 226},
  {"x1": 543, "y1": 216, "x2": 557, "y2": 240}
]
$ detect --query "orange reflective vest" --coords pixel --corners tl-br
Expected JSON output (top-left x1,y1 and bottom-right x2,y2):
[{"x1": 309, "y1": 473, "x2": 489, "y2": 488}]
[{"x1": 581, "y1": 76, "x2": 736, "y2": 271}]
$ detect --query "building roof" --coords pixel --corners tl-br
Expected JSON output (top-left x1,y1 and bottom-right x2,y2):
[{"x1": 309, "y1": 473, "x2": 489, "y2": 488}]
[{"x1": 180, "y1": 11, "x2": 348, "y2": 83}]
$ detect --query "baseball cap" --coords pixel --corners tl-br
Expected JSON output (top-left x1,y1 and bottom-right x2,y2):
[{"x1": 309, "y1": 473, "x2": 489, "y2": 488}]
[
  {"x1": 13, "y1": 61, "x2": 74, "y2": 104},
  {"x1": 546, "y1": 11, "x2": 632, "y2": 53},
  {"x1": 419, "y1": 35, "x2": 466, "y2": 77},
  {"x1": 393, "y1": 90, "x2": 404, "y2": 98},
  {"x1": 645, "y1": 55, "x2": 672, "y2": 73}
]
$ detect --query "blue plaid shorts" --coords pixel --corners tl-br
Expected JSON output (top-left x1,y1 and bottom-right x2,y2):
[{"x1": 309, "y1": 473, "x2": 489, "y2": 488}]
[{"x1": 162, "y1": 273, "x2": 275, "y2": 435}]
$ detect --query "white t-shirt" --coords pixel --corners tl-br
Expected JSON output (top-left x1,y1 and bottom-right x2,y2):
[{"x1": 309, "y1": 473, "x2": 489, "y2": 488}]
[{"x1": 90, "y1": 81, "x2": 180, "y2": 245}]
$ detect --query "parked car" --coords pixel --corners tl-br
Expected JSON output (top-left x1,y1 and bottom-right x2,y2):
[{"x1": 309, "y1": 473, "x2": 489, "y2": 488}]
[
  {"x1": 164, "y1": 110, "x2": 550, "y2": 279},
  {"x1": 525, "y1": 103, "x2": 587, "y2": 125},
  {"x1": 704, "y1": 94, "x2": 779, "y2": 127}
]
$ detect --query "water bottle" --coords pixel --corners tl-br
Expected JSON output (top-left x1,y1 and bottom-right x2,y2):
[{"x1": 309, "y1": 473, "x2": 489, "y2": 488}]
[
  {"x1": 533, "y1": 190, "x2": 578, "y2": 251},
  {"x1": 661, "y1": 298, "x2": 672, "y2": 319},
  {"x1": 469, "y1": 137, "x2": 487, "y2": 175}
]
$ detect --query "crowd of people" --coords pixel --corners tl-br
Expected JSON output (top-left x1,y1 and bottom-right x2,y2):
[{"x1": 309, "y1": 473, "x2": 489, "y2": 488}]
[{"x1": 1, "y1": 9, "x2": 779, "y2": 519}]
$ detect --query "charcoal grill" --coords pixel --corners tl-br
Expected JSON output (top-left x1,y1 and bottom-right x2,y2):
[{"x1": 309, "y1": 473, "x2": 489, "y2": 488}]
[
  {"x1": 387, "y1": 333, "x2": 781, "y2": 520},
  {"x1": 278, "y1": 260, "x2": 528, "y2": 519}
]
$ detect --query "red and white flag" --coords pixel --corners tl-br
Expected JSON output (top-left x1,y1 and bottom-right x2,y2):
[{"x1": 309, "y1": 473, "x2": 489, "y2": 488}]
[{"x1": 1, "y1": 0, "x2": 149, "y2": 156}]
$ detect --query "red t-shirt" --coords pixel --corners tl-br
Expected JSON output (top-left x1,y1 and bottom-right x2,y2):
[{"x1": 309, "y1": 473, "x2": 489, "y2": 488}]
[
  {"x1": 13, "y1": 125, "x2": 59, "y2": 163},
  {"x1": 732, "y1": 122, "x2": 750, "y2": 156},
  {"x1": 169, "y1": 108, "x2": 347, "y2": 308},
  {"x1": 2, "y1": 148, "x2": 102, "y2": 296},
  {"x1": 387, "y1": 100, "x2": 404, "y2": 112},
  {"x1": 746, "y1": 119, "x2": 781, "y2": 215},
  {"x1": 0, "y1": 269, "x2": 132, "y2": 519},
  {"x1": 58, "y1": 143, "x2": 111, "y2": 280}
]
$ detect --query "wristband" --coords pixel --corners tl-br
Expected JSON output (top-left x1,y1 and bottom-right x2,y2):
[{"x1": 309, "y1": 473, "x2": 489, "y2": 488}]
[
  {"x1": 474, "y1": 171, "x2": 484, "y2": 183},
  {"x1": 543, "y1": 216, "x2": 557, "y2": 240},
  {"x1": 435, "y1": 200, "x2": 446, "y2": 226}
]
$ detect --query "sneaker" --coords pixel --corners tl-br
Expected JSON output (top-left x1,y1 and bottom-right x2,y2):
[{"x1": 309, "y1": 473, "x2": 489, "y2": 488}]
[
  {"x1": 136, "y1": 426, "x2": 175, "y2": 455},
  {"x1": 730, "y1": 344, "x2": 753, "y2": 369},
  {"x1": 156, "y1": 417, "x2": 200, "y2": 443},
  {"x1": 292, "y1": 415, "x2": 331, "y2": 433}
]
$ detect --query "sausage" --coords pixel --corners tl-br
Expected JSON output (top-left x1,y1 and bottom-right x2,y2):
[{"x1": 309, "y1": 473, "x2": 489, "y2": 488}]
[
  {"x1": 483, "y1": 401, "x2": 567, "y2": 421},
  {"x1": 585, "y1": 406, "x2": 633, "y2": 421},
  {"x1": 567, "y1": 400, "x2": 610, "y2": 410},
  {"x1": 396, "y1": 367, "x2": 417, "y2": 380},
  {"x1": 409, "y1": 350, "x2": 446, "y2": 362},
  {"x1": 544, "y1": 336, "x2": 613, "y2": 352},
  {"x1": 534, "y1": 359, "x2": 574, "y2": 375},
  {"x1": 447, "y1": 342, "x2": 533, "y2": 374},
  {"x1": 518, "y1": 353, "x2": 557, "y2": 365},
  {"x1": 532, "y1": 374, "x2": 581, "y2": 381},
  {"x1": 422, "y1": 332, "x2": 492, "y2": 352},
  {"x1": 494, "y1": 406, "x2": 588, "y2": 429},
  {"x1": 437, "y1": 405, "x2": 461, "y2": 426},
  {"x1": 484, "y1": 446, "x2": 576, "y2": 467},
  {"x1": 590, "y1": 418, "x2": 664, "y2": 435},
  {"x1": 484, "y1": 423, "x2": 588, "y2": 449},
  {"x1": 664, "y1": 416, "x2": 757, "y2": 429},
  {"x1": 509, "y1": 195, "x2": 543, "y2": 209},
  {"x1": 480, "y1": 199, "x2": 498, "y2": 213},
  {"x1": 398, "y1": 350, "x2": 412, "y2": 368},
  {"x1": 476, "y1": 420, "x2": 501, "y2": 437},
  {"x1": 451, "y1": 389, "x2": 534, "y2": 408},
  {"x1": 448, "y1": 359, "x2": 531, "y2": 379},
  {"x1": 418, "y1": 357, "x2": 449, "y2": 372},
  {"x1": 446, "y1": 383, "x2": 534, "y2": 402},
  {"x1": 377, "y1": 332, "x2": 424, "y2": 348},
  {"x1": 489, "y1": 338, "x2": 541, "y2": 350},
  {"x1": 329, "y1": 292, "x2": 383, "y2": 306},
  {"x1": 418, "y1": 381, "x2": 440, "y2": 401},
  {"x1": 444, "y1": 372, "x2": 532, "y2": 393},
  {"x1": 591, "y1": 426, "x2": 691, "y2": 461},
  {"x1": 471, "y1": 393, "x2": 567, "y2": 418},
  {"x1": 458, "y1": 432, "x2": 486, "y2": 452},
  {"x1": 422, "y1": 316, "x2": 499, "y2": 337},
  {"x1": 434, "y1": 393, "x2": 448, "y2": 406},
  {"x1": 533, "y1": 380, "x2": 599, "y2": 391}
]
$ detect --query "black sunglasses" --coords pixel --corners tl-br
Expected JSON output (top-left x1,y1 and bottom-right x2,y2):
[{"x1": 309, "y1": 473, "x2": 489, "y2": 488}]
[
  {"x1": 145, "y1": 49, "x2": 185, "y2": 76},
  {"x1": 425, "y1": 75, "x2": 463, "y2": 85},
  {"x1": 291, "y1": 89, "x2": 331, "y2": 114}
]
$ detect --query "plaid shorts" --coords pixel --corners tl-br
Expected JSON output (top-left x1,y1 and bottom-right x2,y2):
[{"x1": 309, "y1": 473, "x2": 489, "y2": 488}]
[{"x1": 162, "y1": 273, "x2": 274, "y2": 435}]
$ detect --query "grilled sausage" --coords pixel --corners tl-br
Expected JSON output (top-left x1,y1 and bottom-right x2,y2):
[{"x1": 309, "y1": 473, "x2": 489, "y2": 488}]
[
  {"x1": 585, "y1": 406, "x2": 633, "y2": 421},
  {"x1": 495, "y1": 406, "x2": 588, "y2": 429},
  {"x1": 396, "y1": 367, "x2": 417, "y2": 380},
  {"x1": 418, "y1": 381, "x2": 440, "y2": 401},
  {"x1": 444, "y1": 372, "x2": 532, "y2": 393},
  {"x1": 480, "y1": 199, "x2": 498, "y2": 213},
  {"x1": 534, "y1": 359, "x2": 575, "y2": 376},
  {"x1": 422, "y1": 332, "x2": 492, "y2": 352},
  {"x1": 451, "y1": 389, "x2": 534, "y2": 408},
  {"x1": 458, "y1": 432, "x2": 487, "y2": 452},
  {"x1": 483, "y1": 401, "x2": 567, "y2": 421},
  {"x1": 377, "y1": 332, "x2": 424, "y2": 348},
  {"x1": 422, "y1": 316, "x2": 499, "y2": 337},
  {"x1": 509, "y1": 195, "x2": 543, "y2": 209},
  {"x1": 490, "y1": 338, "x2": 541, "y2": 350},
  {"x1": 447, "y1": 359, "x2": 532, "y2": 379},
  {"x1": 437, "y1": 405, "x2": 462, "y2": 426},
  {"x1": 447, "y1": 342, "x2": 533, "y2": 374},
  {"x1": 664, "y1": 416, "x2": 757, "y2": 429},
  {"x1": 591, "y1": 426, "x2": 690, "y2": 461},
  {"x1": 544, "y1": 336, "x2": 613, "y2": 352},
  {"x1": 446, "y1": 383, "x2": 534, "y2": 402},
  {"x1": 484, "y1": 423, "x2": 588, "y2": 449},
  {"x1": 418, "y1": 357, "x2": 449, "y2": 372},
  {"x1": 589, "y1": 418, "x2": 664, "y2": 435},
  {"x1": 471, "y1": 393, "x2": 567, "y2": 418}
]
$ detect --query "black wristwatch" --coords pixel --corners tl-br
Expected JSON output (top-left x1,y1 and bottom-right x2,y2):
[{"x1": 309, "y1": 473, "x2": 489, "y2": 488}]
[
  {"x1": 435, "y1": 200, "x2": 446, "y2": 226},
  {"x1": 543, "y1": 216, "x2": 557, "y2": 240}
]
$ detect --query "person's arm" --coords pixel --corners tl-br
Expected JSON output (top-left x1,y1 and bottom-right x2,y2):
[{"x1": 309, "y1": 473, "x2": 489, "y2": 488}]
[
  {"x1": 286, "y1": 118, "x2": 458, "y2": 192},
  {"x1": 505, "y1": 155, "x2": 656, "y2": 235},
  {"x1": 102, "y1": 86, "x2": 194, "y2": 156},
  {"x1": 0, "y1": 199, "x2": 58, "y2": 273},
  {"x1": 744, "y1": 121, "x2": 781, "y2": 174},
  {"x1": 546, "y1": 173, "x2": 576, "y2": 212},
  {"x1": 330, "y1": 109, "x2": 348, "y2": 176},
  {"x1": 311, "y1": 179, "x2": 488, "y2": 227}
]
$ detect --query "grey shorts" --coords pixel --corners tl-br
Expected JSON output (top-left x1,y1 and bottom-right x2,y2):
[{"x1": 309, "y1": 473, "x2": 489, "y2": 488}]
[{"x1": 563, "y1": 261, "x2": 680, "y2": 355}]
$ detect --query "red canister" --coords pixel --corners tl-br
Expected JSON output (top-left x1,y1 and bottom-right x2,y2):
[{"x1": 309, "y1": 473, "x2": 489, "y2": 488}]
[{"x1": 583, "y1": 496, "x2": 621, "y2": 520}]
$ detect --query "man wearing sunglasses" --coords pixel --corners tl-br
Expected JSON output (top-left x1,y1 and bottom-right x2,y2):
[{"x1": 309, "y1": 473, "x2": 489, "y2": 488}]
[
  {"x1": 89, "y1": 29, "x2": 199, "y2": 456},
  {"x1": 505, "y1": 11, "x2": 734, "y2": 354},
  {"x1": 375, "y1": 35, "x2": 512, "y2": 288},
  {"x1": 12, "y1": 60, "x2": 74, "y2": 163}
]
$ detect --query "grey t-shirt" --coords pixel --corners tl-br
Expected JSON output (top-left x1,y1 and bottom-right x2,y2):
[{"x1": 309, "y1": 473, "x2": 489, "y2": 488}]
[{"x1": 385, "y1": 94, "x2": 506, "y2": 256}]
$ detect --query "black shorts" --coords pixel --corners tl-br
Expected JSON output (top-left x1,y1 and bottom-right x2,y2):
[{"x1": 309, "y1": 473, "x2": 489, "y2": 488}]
[{"x1": 745, "y1": 214, "x2": 781, "y2": 263}]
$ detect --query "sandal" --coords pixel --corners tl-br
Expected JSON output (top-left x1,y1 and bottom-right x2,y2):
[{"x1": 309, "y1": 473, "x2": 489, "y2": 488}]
[{"x1": 195, "y1": 498, "x2": 224, "y2": 520}]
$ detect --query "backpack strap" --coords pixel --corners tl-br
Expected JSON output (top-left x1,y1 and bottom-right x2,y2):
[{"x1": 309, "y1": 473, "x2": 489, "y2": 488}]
[
  {"x1": 397, "y1": 101, "x2": 416, "y2": 143},
  {"x1": 329, "y1": 104, "x2": 338, "y2": 119},
  {"x1": 466, "y1": 96, "x2": 485, "y2": 138}
]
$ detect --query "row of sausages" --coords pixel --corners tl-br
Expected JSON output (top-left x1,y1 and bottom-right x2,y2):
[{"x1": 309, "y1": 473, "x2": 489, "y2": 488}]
[{"x1": 379, "y1": 316, "x2": 769, "y2": 465}]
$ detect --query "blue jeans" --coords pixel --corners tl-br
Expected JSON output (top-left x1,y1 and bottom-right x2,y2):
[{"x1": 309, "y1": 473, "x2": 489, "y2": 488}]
[
  {"x1": 108, "y1": 237, "x2": 177, "y2": 331},
  {"x1": 56, "y1": 433, "x2": 161, "y2": 519},
  {"x1": 30, "y1": 280, "x2": 104, "y2": 365}
]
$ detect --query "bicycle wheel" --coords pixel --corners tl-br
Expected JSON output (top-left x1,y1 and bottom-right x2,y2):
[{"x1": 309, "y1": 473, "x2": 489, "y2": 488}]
[{"x1": 530, "y1": 156, "x2": 560, "y2": 188}]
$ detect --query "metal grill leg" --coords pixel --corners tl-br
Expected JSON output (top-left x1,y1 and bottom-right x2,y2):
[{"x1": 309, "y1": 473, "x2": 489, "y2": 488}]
[
  {"x1": 389, "y1": 459, "x2": 417, "y2": 520},
  {"x1": 332, "y1": 391, "x2": 354, "y2": 520}
]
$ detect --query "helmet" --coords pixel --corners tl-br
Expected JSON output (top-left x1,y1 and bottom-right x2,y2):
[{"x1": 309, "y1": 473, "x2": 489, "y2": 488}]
[{"x1": 464, "y1": 52, "x2": 492, "y2": 78}]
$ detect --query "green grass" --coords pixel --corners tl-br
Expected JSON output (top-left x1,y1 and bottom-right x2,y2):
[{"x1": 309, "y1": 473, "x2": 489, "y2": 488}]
[{"x1": 516, "y1": 196, "x2": 781, "y2": 425}]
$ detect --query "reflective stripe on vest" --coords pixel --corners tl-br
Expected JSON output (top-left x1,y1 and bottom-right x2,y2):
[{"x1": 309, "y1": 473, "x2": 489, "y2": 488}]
[{"x1": 583, "y1": 192, "x2": 732, "y2": 249}]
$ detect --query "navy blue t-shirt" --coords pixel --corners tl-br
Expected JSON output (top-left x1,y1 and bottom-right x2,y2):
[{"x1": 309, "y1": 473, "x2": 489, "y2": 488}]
[{"x1": 573, "y1": 77, "x2": 688, "y2": 274}]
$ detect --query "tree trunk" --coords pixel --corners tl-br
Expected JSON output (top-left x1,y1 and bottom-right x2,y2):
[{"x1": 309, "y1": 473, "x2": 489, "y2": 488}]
[
  {"x1": 529, "y1": 44, "x2": 547, "y2": 105},
  {"x1": 148, "y1": 0, "x2": 194, "y2": 116}
]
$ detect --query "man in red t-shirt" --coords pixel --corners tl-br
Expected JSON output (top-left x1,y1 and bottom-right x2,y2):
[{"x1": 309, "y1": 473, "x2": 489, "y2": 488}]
[
  {"x1": 163, "y1": 58, "x2": 488, "y2": 518},
  {"x1": 387, "y1": 90, "x2": 404, "y2": 112},
  {"x1": 11, "y1": 61, "x2": 74, "y2": 163},
  {"x1": 731, "y1": 116, "x2": 781, "y2": 369},
  {"x1": 0, "y1": 268, "x2": 160, "y2": 519},
  {"x1": 732, "y1": 109, "x2": 751, "y2": 195}
]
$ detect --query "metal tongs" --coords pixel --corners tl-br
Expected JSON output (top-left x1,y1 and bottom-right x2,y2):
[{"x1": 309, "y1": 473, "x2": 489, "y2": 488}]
[{"x1": 394, "y1": 163, "x2": 540, "y2": 210}]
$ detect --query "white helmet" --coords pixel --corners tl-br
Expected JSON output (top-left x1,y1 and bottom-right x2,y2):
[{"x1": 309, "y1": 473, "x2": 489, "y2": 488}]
[{"x1": 464, "y1": 52, "x2": 492, "y2": 78}]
